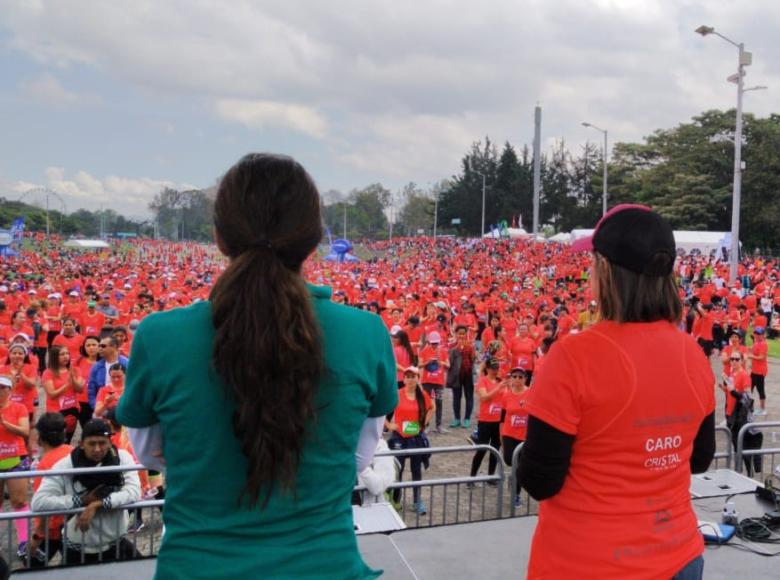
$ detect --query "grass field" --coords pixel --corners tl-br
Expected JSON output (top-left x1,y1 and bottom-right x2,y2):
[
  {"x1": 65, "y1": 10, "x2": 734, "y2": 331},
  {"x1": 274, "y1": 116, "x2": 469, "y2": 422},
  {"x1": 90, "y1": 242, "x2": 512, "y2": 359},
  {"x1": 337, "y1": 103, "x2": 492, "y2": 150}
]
[{"x1": 769, "y1": 339, "x2": 780, "y2": 360}]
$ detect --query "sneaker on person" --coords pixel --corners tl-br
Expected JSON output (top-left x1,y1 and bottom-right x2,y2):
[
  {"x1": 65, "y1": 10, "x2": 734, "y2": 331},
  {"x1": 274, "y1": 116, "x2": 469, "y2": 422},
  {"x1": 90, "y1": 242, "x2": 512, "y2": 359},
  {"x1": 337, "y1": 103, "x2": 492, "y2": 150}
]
[
  {"x1": 434, "y1": 426, "x2": 449, "y2": 434},
  {"x1": 450, "y1": 419, "x2": 461, "y2": 428},
  {"x1": 466, "y1": 432, "x2": 477, "y2": 445},
  {"x1": 514, "y1": 495, "x2": 522, "y2": 509},
  {"x1": 128, "y1": 519, "x2": 145, "y2": 534},
  {"x1": 462, "y1": 418, "x2": 471, "y2": 428},
  {"x1": 414, "y1": 501, "x2": 427, "y2": 515}
]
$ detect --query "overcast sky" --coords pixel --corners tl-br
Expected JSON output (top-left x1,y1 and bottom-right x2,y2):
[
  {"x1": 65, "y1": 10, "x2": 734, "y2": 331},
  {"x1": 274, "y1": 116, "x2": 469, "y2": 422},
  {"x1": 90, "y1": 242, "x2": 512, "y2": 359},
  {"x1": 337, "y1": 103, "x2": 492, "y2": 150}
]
[{"x1": 0, "y1": 0, "x2": 777, "y2": 219}]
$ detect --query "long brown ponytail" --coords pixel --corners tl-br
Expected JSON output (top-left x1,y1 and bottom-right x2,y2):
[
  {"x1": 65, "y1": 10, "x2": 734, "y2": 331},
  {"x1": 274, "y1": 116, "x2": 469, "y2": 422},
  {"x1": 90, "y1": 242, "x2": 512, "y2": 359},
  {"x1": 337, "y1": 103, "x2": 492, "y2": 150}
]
[{"x1": 210, "y1": 153, "x2": 323, "y2": 507}]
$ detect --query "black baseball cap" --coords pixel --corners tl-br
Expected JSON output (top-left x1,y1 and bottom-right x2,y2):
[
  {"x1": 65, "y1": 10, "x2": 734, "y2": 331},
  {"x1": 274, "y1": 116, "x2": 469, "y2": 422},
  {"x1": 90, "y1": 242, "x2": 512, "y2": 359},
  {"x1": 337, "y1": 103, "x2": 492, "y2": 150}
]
[
  {"x1": 572, "y1": 204, "x2": 676, "y2": 276},
  {"x1": 82, "y1": 419, "x2": 112, "y2": 439}
]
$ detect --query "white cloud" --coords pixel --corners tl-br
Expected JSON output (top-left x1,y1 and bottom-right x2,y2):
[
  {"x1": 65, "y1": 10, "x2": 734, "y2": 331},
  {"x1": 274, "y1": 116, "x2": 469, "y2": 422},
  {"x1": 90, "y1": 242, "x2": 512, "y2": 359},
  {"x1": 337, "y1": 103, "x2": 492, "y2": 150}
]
[
  {"x1": 1, "y1": 0, "x2": 779, "y2": 190},
  {"x1": 213, "y1": 99, "x2": 327, "y2": 138},
  {"x1": 19, "y1": 72, "x2": 101, "y2": 106},
  {"x1": 10, "y1": 167, "x2": 196, "y2": 219}
]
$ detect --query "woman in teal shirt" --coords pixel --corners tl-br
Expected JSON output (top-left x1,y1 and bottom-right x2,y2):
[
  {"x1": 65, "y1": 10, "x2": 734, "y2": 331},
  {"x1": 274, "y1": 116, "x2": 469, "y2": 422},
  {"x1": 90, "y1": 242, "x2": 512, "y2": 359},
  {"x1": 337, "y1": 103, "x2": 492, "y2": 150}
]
[{"x1": 117, "y1": 153, "x2": 398, "y2": 579}]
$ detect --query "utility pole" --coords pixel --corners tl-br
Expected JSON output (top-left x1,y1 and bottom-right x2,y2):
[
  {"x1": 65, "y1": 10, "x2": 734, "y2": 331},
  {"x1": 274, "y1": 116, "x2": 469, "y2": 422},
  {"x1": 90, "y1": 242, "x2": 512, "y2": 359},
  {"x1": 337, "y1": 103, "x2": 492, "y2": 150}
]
[{"x1": 532, "y1": 105, "x2": 542, "y2": 235}]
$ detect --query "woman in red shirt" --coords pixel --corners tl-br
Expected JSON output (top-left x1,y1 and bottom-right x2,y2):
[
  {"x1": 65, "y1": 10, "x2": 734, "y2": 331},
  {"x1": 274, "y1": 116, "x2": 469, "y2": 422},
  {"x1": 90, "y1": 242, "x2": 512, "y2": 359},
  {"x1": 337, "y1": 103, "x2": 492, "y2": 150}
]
[
  {"x1": 75, "y1": 336, "x2": 100, "y2": 429},
  {"x1": 392, "y1": 330, "x2": 416, "y2": 388},
  {"x1": 469, "y1": 359, "x2": 504, "y2": 480},
  {"x1": 0, "y1": 374, "x2": 31, "y2": 558},
  {"x1": 94, "y1": 363, "x2": 127, "y2": 418},
  {"x1": 1, "y1": 344, "x2": 38, "y2": 424},
  {"x1": 500, "y1": 366, "x2": 530, "y2": 506},
  {"x1": 41, "y1": 344, "x2": 84, "y2": 443},
  {"x1": 509, "y1": 323, "x2": 536, "y2": 382},
  {"x1": 385, "y1": 366, "x2": 434, "y2": 515},
  {"x1": 521, "y1": 205, "x2": 715, "y2": 579}
]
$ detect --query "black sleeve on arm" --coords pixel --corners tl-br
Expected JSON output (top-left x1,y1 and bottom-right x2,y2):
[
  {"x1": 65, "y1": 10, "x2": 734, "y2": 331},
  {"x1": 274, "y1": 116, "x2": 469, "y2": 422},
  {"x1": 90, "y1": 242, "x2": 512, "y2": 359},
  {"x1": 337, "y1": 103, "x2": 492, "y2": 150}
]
[
  {"x1": 690, "y1": 412, "x2": 715, "y2": 474},
  {"x1": 518, "y1": 416, "x2": 575, "y2": 501}
]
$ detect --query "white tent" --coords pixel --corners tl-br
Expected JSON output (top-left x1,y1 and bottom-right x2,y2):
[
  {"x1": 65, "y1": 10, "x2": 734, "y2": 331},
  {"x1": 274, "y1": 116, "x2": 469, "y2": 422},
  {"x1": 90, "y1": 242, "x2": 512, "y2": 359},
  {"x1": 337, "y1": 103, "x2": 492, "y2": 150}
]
[
  {"x1": 548, "y1": 232, "x2": 572, "y2": 243},
  {"x1": 481, "y1": 227, "x2": 529, "y2": 239},
  {"x1": 63, "y1": 239, "x2": 110, "y2": 250},
  {"x1": 672, "y1": 231, "x2": 728, "y2": 255}
]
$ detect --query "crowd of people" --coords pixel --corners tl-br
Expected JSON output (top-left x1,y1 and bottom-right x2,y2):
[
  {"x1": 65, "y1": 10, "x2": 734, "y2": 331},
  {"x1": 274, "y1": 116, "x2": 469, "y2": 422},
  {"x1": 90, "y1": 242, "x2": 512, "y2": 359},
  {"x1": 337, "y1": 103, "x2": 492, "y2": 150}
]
[
  {"x1": 313, "y1": 236, "x2": 777, "y2": 513},
  {"x1": 0, "y1": 225, "x2": 775, "y2": 571},
  {"x1": 0, "y1": 237, "x2": 216, "y2": 568}
]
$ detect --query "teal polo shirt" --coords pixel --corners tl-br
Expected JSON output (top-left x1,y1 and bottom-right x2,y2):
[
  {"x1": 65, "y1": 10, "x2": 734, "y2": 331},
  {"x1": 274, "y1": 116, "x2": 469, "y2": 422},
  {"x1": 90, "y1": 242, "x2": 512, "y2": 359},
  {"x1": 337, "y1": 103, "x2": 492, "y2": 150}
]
[{"x1": 117, "y1": 284, "x2": 398, "y2": 579}]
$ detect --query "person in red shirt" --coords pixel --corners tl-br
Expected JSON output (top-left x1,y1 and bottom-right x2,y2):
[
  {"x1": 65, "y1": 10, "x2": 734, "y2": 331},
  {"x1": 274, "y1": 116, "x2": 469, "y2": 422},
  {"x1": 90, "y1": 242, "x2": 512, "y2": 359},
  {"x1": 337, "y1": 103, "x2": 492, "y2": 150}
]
[
  {"x1": 0, "y1": 374, "x2": 31, "y2": 558},
  {"x1": 720, "y1": 333, "x2": 748, "y2": 380},
  {"x1": 748, "y1": 327, "x2": 769, "y2": 414},
  {"x1": 61, "y1": 291, "x2": 85, "y2": 329},
  {"x1": 81, "y1": 301, "x2": 106, "y2": 337},
  {"x1": 44, "y1": 294, "x2": 63, "y2": 348},
  {"x1": 418, "y1": 331, "x2": 449, "y2": 431},
  {"x1": 2, "y1": 311, "x2": 35, "y2": 344},
  {"x1": 27, "y1": 413, "x2": 73, "y2": 566},
  {"x1": 500, "y1": 366, "x2": 530, "y2": 506},
  {"x1": 385, "y1": 366, "x2": 434, "y2": 515},
  {"x1": 1, "y1": 344, "x2": 38, "y2": 425},
  {"x1": 391, "y1": 329, "x2": 416, "y2": 388},
  {"x1": 721, "y1": 352, "x2": 762, "y2": 474},
  {"x1": 694, "y1": 302, "x2": 715, "y2": 357},
  {"x1": 41, "y1": 345, "x2": 84, "y2": 443},
  {"x1": 469, "y1": 359, "x2": 504, "y2": 480},
  {"x1": 509, "y1": 323, "x2": 537, "y2": 382},
  {"x1": 95, "y1": 363, "x2": 127, "y2": 418},
  {"x1": 720, "y1": 351, "x2": 751, "y2": 420},
  {"x1": 51, "y1": 318, "x2": 83, "y2": 361},
  {"x1": 520, "y1": 205, "x2": 714, "y2": 579},
  {"x1": 75, "y1": 336, "x2": 100, "y2": 429}
]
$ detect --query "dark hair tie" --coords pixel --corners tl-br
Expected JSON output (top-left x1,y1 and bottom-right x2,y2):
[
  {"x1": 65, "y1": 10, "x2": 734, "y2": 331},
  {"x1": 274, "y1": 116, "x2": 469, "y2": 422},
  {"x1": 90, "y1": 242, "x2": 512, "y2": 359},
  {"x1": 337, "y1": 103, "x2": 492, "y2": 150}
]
[{"x1": 249, "y1": 239, "x2": 274, "y2": 250}]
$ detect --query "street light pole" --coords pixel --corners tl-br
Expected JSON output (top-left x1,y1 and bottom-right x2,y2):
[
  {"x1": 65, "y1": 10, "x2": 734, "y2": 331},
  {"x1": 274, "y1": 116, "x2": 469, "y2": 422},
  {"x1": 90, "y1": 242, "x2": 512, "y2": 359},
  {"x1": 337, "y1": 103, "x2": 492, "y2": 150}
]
[
  {"x1": 343, "y1": 202, "x2": 347, "y2": 239},
  {"x1": 582, "y1": 122, "x2": 608, "y2": 216},
  {"x1": 433, "y1": 188, "x2": 439, "y2": 239},
  {"x1": 480, "y1": 172, "x2": 486, "y2": 237},
  {"x1": 696, "y1": 25, "x2": 755, "y2": 284}
]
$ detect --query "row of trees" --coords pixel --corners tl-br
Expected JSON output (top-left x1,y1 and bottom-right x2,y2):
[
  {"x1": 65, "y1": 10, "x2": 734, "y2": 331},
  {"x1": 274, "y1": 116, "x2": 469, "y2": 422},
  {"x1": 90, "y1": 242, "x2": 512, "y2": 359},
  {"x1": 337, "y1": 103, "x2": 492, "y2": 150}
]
[
  {"x1": 4, "y1": 108, "x2": 778, "y2": 250},
  {"x1": 0, "y1": 198, "x2": 154, "y2": 238},
  {"x1": 318, "y1": 109, "x2": 780, "y2": 250}
]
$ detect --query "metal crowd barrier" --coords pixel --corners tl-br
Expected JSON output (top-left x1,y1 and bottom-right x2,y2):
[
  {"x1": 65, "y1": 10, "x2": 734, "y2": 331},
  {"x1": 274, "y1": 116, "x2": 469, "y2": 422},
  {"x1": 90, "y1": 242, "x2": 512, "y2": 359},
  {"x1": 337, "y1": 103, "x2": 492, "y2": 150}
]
[
  {"x1": 0, "y1": 464, "x2": 162, "y2": 571},
  {"x1": 361, "y1": 445, "x2": 507, "y2": 528},
  {"x1": 714, "y1": 425, "x2": 734, "y2": 470},
  {"x1": 734, "y1": 420, "x2": 780, "y2": 479}
]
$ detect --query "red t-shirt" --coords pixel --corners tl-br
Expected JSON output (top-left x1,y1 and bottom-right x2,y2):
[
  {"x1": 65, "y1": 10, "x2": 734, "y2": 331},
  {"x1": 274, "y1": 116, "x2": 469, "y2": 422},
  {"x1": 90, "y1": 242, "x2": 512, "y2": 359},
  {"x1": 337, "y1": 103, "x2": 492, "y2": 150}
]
[
  {"x1": 41, "y1": 368, "x2": 81, "y2": 412},
  {"x1": 392, "y1": 388, "x2": 432, "y2": 438},
  {"x1": 0, "y1": 401, "x2": 28, "y2": 458},
  {"x1": 95, "y1": 383, "x2": 125, "y2": 415},
  {"x1": 500, "y1": 388, "x2": 530, "y2": 440},
  {"x1": 81, "y1": 311, "x2": 106, "y2": 336},
  {"x1": 0, "y1": 364, "x2": 38, "y2": 413},
  {"x1": 725, "y1": 370, "x2": 750, "y2": 417},
  {"x1": 524, "y1": 320, "x2": 714, "y2": 578},
  {"x1": 52, "y1": 333, "x2": 84, "y2": 361},
  {"x1": 509, "y1": 336, "x2": 536, "y2": 371},
  {"x1": 75, "y1": 357, "x2": 97, "y2": 403},
  {"x1": 697, "y1": 313, "x2": 714, "y2": 341},
  {"x1": 476, "y1": 375, "x2": 504, "y2": 422},
  {"x1": 419, "y1": 345, "x2": 447, "y2": 386},
  {"x1": 393, "y1": 345, "x2": 412, "y2": 382},
  {"x1": 750, "y1": 340, "x2": 768, "y2": 376}
]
